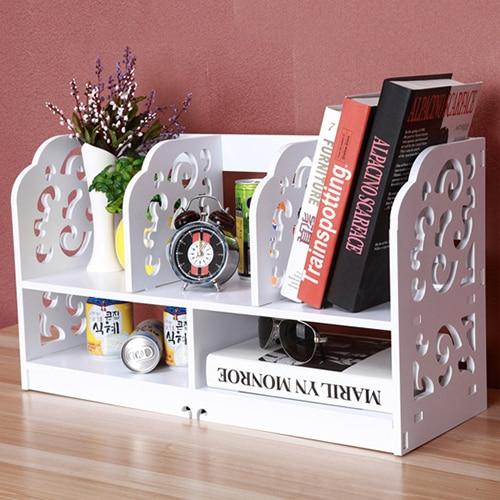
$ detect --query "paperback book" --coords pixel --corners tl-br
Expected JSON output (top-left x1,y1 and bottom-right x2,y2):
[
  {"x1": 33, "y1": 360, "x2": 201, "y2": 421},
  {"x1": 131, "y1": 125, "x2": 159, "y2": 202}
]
[
  {"x1": 280, "y1": 105, "x2": 342, "y2": 302},
  {"x1": 206, "y1": 335, "x2": 392, "y2": 412},
  {"x1": 327, "y1": 75, "x2": 481, "y2": 312}
]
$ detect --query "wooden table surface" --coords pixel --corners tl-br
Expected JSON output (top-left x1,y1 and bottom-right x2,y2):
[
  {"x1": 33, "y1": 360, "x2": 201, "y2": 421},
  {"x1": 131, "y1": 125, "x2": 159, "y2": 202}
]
[{"x1": 0, "y1": 324, "x2": 499, "y2": 499}]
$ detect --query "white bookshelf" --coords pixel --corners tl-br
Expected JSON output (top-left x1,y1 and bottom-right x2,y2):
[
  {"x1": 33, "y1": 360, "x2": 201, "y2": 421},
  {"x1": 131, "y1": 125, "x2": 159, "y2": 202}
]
[{"x1": 11, "y1": 133, "x2": 487, "y2": 455}]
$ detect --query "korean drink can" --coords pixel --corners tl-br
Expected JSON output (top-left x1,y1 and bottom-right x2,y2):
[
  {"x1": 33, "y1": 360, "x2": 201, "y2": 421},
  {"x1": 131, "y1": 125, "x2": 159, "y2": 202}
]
[
  {"x1": 85, "y1": 298, "x2": 133, "y2": 357},
  {"x1": 121, "y1": 319, "x2": 164, "y2": 373},
  {"x1": 235, "y1": 179, "x2": 260, "y2": 279},
  {"x1": 163, "y1": 306, "x2": 188, "y2": 366}
]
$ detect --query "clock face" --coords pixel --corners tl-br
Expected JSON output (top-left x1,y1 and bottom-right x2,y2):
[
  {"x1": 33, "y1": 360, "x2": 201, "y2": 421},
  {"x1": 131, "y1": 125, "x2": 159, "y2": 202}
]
[
  {"x1": 187, "y1": 237, "x2": 214, "y2": 268},
  {"x1": 172, "y1": 223, "x2": 227, "y2": 284}
]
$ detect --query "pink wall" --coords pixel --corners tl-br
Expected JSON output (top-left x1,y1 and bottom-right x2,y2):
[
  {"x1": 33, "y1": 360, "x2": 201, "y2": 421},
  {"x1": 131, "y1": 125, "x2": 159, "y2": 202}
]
[{"x1": 2, "y1": 1, "x2": 500, "y2": 385}]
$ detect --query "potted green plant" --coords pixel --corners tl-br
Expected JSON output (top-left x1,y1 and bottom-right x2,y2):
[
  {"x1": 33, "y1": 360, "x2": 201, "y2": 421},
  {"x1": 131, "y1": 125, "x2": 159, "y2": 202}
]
[{"x1": 46, "y1": 47, "x2": 191, "y2": 273}]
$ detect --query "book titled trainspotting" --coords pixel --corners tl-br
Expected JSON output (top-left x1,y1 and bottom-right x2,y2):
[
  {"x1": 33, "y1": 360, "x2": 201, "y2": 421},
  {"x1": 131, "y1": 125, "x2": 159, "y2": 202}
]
[{"x1": 280, "y1": 104, "x2": 342, "y2": 302}]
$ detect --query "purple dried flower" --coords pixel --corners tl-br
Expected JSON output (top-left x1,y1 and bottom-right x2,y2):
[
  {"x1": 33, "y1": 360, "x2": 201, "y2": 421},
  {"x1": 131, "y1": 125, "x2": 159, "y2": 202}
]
[
  {"x1": 96, "y1": 57, "x2": 103, "y2": 82},
  {"x1": 46, "y1": 47, "x2": 191, "y2": 156},
  {"x1": 145, "y1": 90, "x2": 155, "y2": 113}
]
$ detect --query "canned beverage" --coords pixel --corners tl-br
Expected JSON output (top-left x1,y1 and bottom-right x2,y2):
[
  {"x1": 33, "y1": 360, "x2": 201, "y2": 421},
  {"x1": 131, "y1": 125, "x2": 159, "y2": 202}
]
[
  {"x1": 85, "y1": 298, "x2": 133, "y2": 357},
  {"x1": 121, "y1": 319, "x2": 164, "y2": 373},
  {"x1": 235, "y1": 179, "x2": 260, "y2": 279},
  {"x1": 163, "y1": 306, "x2": 188, "y2": 366}
]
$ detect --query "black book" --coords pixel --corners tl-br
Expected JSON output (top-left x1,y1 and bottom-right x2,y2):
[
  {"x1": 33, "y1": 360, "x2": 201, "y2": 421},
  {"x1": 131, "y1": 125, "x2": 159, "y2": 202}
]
[{"x1": 326, "y1": 74, "x2": 481, "y2": 312}]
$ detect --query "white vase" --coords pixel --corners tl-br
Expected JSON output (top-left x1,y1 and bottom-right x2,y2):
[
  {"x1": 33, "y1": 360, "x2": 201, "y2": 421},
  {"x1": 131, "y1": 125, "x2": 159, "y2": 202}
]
[{"x1": 81, "y1": 143, "x2": 123, "y2": 273}]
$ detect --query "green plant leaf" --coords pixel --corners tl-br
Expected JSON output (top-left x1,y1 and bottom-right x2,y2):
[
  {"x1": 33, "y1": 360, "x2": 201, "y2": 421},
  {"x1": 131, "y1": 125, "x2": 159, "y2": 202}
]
[
  {"x1": 88, "y1": 156, "x2": 145, "y2": 214},
  {"x1": 143, "y1": 121, "x2": 161, "y2": 143},
  {"x1": 71, "y1": 113, "x2": 83, "y2": 137},
  {"x1": 109, "y1": 129, "x2": 118, "y2": 149},
  {"x1": 83, "y1": 127, "x2": 92, "y2": 144},
  {"x1": 90, "y1": 127, "x2": 98, "y2": 144}
]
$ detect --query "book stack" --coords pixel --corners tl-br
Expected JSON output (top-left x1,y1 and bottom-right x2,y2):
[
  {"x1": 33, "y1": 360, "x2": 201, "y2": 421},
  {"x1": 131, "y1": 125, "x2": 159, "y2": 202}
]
[{"x1": 282, "y1": 74, "x2": 481, "y2": 312}]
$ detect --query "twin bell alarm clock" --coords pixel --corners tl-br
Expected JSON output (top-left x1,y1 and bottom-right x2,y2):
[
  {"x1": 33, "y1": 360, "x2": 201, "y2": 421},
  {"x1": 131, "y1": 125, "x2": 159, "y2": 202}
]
[{"x1": 169, "y1": 195, "x2": 239, "y2": 291}]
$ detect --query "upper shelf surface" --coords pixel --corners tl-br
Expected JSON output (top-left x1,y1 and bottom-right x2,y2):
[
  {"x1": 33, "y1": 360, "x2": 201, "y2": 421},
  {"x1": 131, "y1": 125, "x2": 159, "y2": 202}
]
[{"x1": 22, "y1": 269, "x2": 391, "y2": 330}]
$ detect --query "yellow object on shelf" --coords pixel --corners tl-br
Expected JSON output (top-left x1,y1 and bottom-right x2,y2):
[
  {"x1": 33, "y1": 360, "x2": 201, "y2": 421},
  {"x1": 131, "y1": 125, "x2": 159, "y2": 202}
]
[
  {"x1": 114, "y1": 219, "x2": 160, "y2": 275},
  {"x1": 115, "y1": 219, "x2": 126, "y2": 269}
]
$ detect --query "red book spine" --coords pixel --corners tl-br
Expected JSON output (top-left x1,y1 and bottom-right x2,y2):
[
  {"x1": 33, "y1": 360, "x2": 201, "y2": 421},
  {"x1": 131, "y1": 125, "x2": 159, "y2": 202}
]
[{"x1": 298, "y1": 98, "x2": 375, "y2": 308}]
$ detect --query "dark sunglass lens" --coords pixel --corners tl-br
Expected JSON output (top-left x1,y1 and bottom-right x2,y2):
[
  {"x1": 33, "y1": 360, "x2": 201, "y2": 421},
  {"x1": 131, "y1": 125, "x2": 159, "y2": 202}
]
[
  {"x1": 258, "y1": 317, "x2": 275, "y2": 348},
  {"x1": 280, "y1": 321, "x2": 315, "y2": 363}
]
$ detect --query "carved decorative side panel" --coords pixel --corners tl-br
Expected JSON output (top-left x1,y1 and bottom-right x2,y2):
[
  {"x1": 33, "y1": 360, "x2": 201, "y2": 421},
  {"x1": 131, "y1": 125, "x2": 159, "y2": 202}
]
[
  {"x1": 250, "y1": 140, "x2": 316, "y2": 305},
  {"x1": 12, "y1": 136, "x2": 92, "y2": 279},
  {"x1": 390, "y1": 138, "x2": 486, "y2": 455},
  {"x1": 22, "y1": 289, "x2": 86, "y2": 360},
  {"x1": 123, "y1": 136, "x2": 223, "y2": 291}
]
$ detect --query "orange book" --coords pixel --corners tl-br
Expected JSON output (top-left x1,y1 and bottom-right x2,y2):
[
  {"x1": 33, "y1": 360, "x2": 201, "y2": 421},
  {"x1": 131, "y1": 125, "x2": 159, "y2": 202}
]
[{"x1": 298, "y1": 94, "x2": 378, "y2": 308}]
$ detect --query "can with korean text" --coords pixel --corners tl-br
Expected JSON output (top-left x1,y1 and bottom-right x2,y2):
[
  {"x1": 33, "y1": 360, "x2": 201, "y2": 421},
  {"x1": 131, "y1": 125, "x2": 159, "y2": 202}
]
[
  {"x1": 85, "y1": 298, "x2": 134, "y2": 357},
  {"x1": 163, "y1": 306, "x2": 188, "y2": 366}
]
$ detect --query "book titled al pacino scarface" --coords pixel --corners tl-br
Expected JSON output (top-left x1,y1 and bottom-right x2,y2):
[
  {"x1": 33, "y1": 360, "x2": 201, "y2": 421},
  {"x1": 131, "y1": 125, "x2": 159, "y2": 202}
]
[
  {"x1": 327, "y1": 75, "x2": 482, "y2": 312},
  {"x1": 206, "y1": 335, "x2": 392, "y2": 412}
]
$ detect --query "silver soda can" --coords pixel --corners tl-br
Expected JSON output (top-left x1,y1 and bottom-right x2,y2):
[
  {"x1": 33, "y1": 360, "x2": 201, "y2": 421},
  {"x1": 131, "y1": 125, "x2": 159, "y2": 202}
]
[{"x1": 121, "y1": 320, "x2": 164, "y2": 373}]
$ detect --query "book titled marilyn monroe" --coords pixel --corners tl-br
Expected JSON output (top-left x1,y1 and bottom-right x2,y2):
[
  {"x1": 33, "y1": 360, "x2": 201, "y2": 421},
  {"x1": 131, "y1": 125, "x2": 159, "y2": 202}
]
[{"x1": 206, "y1": 335, "x2": 392, "y2": 412}]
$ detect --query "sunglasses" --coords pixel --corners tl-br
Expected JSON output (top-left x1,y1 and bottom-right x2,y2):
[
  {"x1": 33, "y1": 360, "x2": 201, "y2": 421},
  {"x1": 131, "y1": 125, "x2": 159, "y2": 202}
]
[{"x1": 258, "y1": 317, "x2": 327, "y2": 365}]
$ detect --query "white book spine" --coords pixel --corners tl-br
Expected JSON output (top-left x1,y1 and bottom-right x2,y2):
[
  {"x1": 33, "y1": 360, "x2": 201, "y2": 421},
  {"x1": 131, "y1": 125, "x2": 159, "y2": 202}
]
[
  {"x1": 280, "y1": 106, "x2": 342, "y2": 302},
  {"x1": 206, "y1": 351, "x2": 392, "y2": 412}
]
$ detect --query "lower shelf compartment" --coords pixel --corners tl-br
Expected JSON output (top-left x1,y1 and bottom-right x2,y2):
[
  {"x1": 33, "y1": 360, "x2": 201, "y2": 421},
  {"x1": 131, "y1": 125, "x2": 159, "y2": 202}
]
[
  {"x1": 23, "y1": 343, "x2": 395, "y2": 453},
  {"x1": 28, "y1": 343, "x2": 188, "y2": 387},
  {"x1": 25, "y1": 344, "x2": 190, "y2": 416}
]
